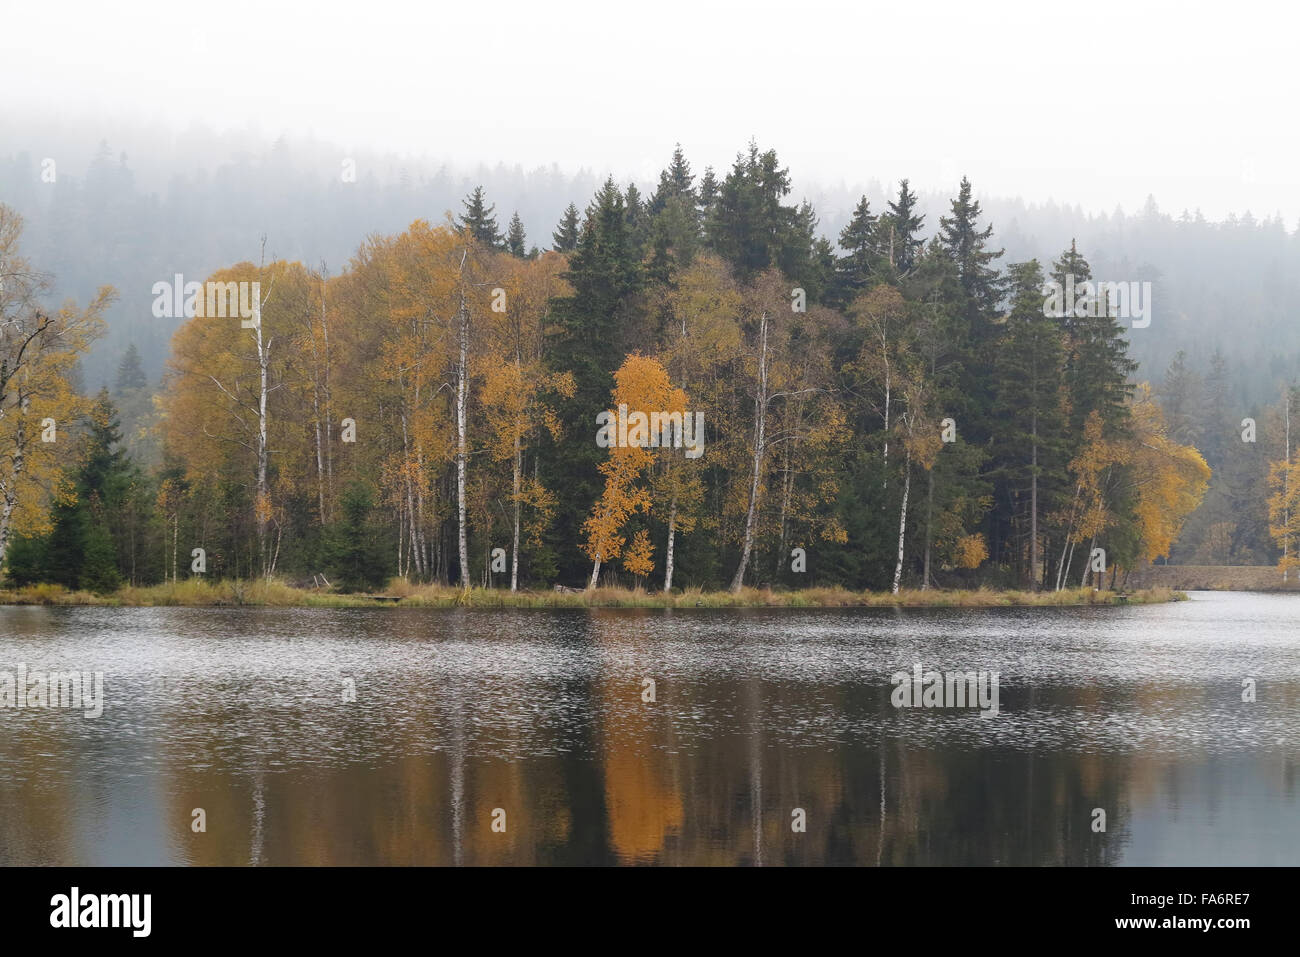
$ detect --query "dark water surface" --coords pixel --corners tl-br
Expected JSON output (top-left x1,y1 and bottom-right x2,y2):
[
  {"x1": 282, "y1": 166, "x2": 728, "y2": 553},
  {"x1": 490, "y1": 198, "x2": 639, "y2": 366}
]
[{"x1": 0, "y1": 591, "x2": 1296, "y2": 865}]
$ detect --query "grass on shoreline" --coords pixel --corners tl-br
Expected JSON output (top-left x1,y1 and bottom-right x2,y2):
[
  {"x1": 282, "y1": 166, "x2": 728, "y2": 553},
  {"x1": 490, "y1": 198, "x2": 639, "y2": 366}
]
[{"x1": 0, "y1": 579, "x2": 1184, "y2": 609}]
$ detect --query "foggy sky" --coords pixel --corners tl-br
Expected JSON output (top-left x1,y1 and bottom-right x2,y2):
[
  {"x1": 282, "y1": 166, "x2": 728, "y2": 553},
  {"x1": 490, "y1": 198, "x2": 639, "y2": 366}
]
[{"x1": 4, "y1": 0, "x2": 1298, "y2": 223}]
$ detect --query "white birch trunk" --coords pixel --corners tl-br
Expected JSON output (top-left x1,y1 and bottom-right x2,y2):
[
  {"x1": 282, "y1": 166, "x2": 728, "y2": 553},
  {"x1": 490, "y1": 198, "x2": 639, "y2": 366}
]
[
  {"x1": 0, "y1": 422, "x2": 26, "y2": 569},
  {"x1": 663, "y1": 497, "x2": 677, "y2": 593},
  {"x1": 730, "y1": 311, "x2": 768, "y2": 593},
  {"x1": 455, "y1": 284, "x2": 470, "y2": 590},
  {"x1": 511, "y1": 434, "x2": 521, "y2": 592},
  {"x1": 892, "y1": 446, "x2": 911, "y2": 594},
  {"x1": 254, "y1": 300, "x2": 270, "y2": 578}
]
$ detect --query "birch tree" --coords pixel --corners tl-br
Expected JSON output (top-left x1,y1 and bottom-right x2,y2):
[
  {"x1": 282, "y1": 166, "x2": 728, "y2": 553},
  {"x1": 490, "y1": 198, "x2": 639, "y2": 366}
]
[{"x1": 0, "y1": 205, "x2": 111, "y2": 569}]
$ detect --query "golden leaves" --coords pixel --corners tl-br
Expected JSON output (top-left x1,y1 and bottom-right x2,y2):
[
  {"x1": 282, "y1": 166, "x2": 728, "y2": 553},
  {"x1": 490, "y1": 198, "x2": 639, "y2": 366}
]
[
  {"x1": 1126, "y1": 384, "x2": 1210, "y2": 563},
  {"x1": 621, "y1": 529, "x2": 655, "y2": 578},
  {"x1": 583, "y1": 355, "x2": 687, "y2": 565},
  {"x1": 952, "y1": 533, "x2": 989, "y2": 570}
]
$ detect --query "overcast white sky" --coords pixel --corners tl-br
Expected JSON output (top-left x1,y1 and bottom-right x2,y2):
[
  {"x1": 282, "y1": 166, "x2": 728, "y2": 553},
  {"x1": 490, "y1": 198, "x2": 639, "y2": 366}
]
[{"x1": 5, "y1": 0, "x2": 1299, "y2": 222}]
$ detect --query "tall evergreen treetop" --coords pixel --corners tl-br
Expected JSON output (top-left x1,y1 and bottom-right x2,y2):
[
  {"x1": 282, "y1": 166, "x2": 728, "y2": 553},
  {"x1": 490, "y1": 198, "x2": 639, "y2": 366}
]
[
  {"x1": 552, "y1": 178, "x2": 643, "y2": 384},
  {"x1": 552, "y1": 203, "x2": 580, "y2": 252},
  {"x1": 880, "y1": 179, "x2": 926, "y2": 276},
  {"x1": 1050, "y1": 238, "x2": 1092, "y2": 291},
  {"x1": 696, "y1": 166, "x2": 720, "y2": 228},
  {"x1": 1051, "y1": 241, "x2": 1137, "y2": 436},
  {"x1": 939, "y1": 176, "x2": 1005, "y2": 324},
  {"x1": 650, "y1": 144, "x2": 695, "y2": 214},
  {"x1": 114, "y1": 342, "x2": 148, "y2": 395},
  {"x1": 625, "y1": 182, "x2": 649, "y2": 254},
  {"x1": 707, "y1": 140, "x2": 812, "y2": 282},
  {"x1": 458, "y1": 186, "x2": 503, "y2": 249},
  {"x1": 836, "y1": 195, "x2": 879, "y2": 299},
  {"x1": 506, "y1": 211, "x2": 527, "y2": 258}
]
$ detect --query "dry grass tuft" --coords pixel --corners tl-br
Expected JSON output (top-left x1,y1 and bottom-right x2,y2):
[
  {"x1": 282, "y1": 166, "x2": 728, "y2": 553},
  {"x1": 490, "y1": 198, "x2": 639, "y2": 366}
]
[{"x1": 0, "y1": 579, "x2": 1184, "y2": 608}]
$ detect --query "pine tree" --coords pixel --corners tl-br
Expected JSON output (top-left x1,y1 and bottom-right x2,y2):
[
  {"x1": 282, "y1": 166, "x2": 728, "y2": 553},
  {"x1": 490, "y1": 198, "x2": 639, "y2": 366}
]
[
  {"x1": 34, "y1": 391, "x2": 136, "y2": 591},
  {"x1": 991, "y1": 260, "x2": 1068, "y2": 587},
  {"x1": 506, "y1": 211, "x2": 527, "y2": 258},
  {"x1": 880, "y1": 179, "x2": 926, "y2": 276},
  {"x1": 547, "y1": 179, "x2": 645, "y2": 582},
  {"x1": 552, "y1": 179, "x2": 642, "y2": 398},
  {"x1": 706, "y1": 141, "x2": 810, "y2": 282},
  {"x1": 835, "y1": 195, "x2": 878, "y2": 302},
  {"x1": 798, "y1": 203, "x2": 837, "y2": 303},
  {"x1": 1158, "y1": 350, "x2": 1202, "y2": 447},
  {"x1": 624, "y1": 183, "x2": 649, "y2": 255},
  {"x1": 696, "y1": 166, "x2": 720, "y2": 235},
  {"x1": 1201, "y1": 348, "x2": 1230, "y2": 468},
  {"x1": 935, "y1": 176, "x2": 1006, "y2": 457},
  {"x1": 458, "y1": 186, "x2": 503, "y2": 248},
  {"x1": 938, "y1": 177, "x2": 1005, "y2": 330},
  {"x1": 646, "y1": 146, "x2": 702, "y2": 282},
  {"x1": 650, "y1": 144, "x2": 695, "y2": 215},
  {"x1": 114, "y1": 342, "x2": 147, "y2": 395},
  {"x1": 646, "y1": 192, "x2": 701, "y2": 282},
  {"x1": 552, "y1": 203, "x2": 580, "y2": 252},
  {"x1": 323, "y1": 481, "x2": 389, "y2": 591},
  {"x1": 1052, "y1": 240, "x2": 1137, "y2": 437}
]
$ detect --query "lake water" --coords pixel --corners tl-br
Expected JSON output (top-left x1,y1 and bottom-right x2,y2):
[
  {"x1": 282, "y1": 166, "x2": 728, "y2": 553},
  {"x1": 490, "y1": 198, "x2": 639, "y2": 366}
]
[{"x1": 0, "y1": 591, "x2": 1296, "y2": 865}]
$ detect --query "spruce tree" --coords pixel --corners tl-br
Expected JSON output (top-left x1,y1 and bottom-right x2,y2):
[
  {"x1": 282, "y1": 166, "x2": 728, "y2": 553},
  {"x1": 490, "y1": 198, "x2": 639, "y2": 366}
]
[
  {"x1": 551, "y1": 180, "x2": 642, "y2": 398},
  {"x1": 646, "y1": 192, "x2": 701, "y2": 282},
  {"x1": 547, "y1": 179, "x2": 644, "y2": 582},
  {"x1": 937, "y1": 177, "x2": 1006, "y2": 453},
  {"x1": 835, "y1": 195, "x2": 878, "y2": 302},
  {"x1": 1201, "y1": 348, "x2": 1230, "y2": 468},
  {"x1": 39, "y1": 391, "x2": 135, "y2": 591},
  {"x1": 907, "y1": 240, "x2": 991, "y2": 585},
  {"x1": 323, "y1": 481, "x2": 389, "y2": 591},
  {"x1": 991, "y1": 260, "x2": 1068, "y2": 587},
  {"x1": 624, "y1": 183, "x2": 649, "y2": 255},
  {"x1": 649, "y1": 144, "x2": 695, "y2": 215},
  {"x1": 506, "y1": 211, "x2": 527, "y2": 257},
  {"x1": 1052, "y1": 240, "x2": 1137, "y2": 437},
  {"x1": 706, "y1": 141, "x2": 810, "y2": 282},
  {"x1": 1158, "y1": 350, "x2": 1202, "y2": 447},
  {"x1": 938, "y1": 177, "x2": 1005, "y2": 330},
  {"x1": 552, "y1": 203, "x2": 580, "y2": 252},
  {"x1": 880, "y1": 179, "x2": 926, "y2": 276},
  {"x1": 458, "y1": 186, "x2": 503, "y2": 248},
  {"x1": 696, "y1": 166, "x2": 720, "y2": 236},
  {"x1": 114, "y1": 342, "x2": 147, "y2": 395},
  {"x1": 646, "y1": 146, "x2": 702, "y2": 281},
  {"x1": 797, "y1": 203, "x2": 836, "y2": 303}
]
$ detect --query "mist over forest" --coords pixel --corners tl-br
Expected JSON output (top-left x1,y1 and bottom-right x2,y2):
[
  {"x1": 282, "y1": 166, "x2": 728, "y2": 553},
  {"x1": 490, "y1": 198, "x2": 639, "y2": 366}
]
[
  {"x1": 3, "y1": 113, "x2": 1298, "y2": 590},
  {"x1": 4, "y1": 119, "x2": 1297, "y2": 411}
]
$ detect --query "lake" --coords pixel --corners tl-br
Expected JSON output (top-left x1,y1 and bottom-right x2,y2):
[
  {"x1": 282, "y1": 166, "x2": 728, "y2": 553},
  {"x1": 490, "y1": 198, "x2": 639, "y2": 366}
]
[{"x1": 0, "y1": 591, "x2": 1296, "y2": 865}]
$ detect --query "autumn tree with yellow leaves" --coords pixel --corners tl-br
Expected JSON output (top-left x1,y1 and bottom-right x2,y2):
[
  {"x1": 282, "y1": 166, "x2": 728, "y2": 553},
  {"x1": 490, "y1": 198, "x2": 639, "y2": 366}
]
[
  {"x1": 0, "y1": 205, "x2": 113, "y2": 568},
  {"x1": 583, "y1": 354, "x2": 689, "y2": 589},
  {"x1": 1054, "y1": 389, "x2": 1209, "y2": 590}
]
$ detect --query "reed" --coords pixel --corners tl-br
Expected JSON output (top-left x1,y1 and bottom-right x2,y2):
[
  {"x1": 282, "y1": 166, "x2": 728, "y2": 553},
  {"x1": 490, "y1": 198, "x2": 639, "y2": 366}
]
[{"x1": 0, "y1": 580, "x2": 1186, "y2": 608}]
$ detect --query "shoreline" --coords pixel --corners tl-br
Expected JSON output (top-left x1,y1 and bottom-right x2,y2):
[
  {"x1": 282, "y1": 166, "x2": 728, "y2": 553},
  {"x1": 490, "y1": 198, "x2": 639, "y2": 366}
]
[{"x1": 0, "y1": 581, "x2": 1186, "y2": 609}]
